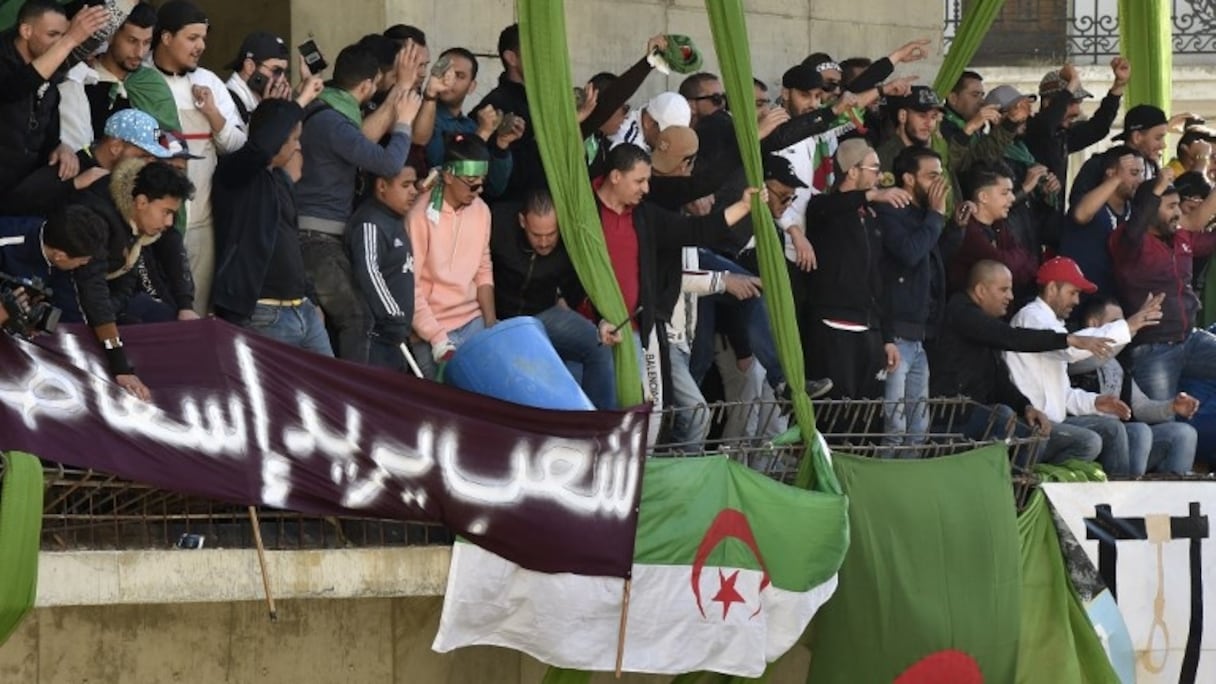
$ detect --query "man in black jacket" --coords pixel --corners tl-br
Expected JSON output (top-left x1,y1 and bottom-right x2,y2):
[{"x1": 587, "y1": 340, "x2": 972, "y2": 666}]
[
  {"x1": 928, "y1": 260, "x2": 1114, "y2": 441},
  {"x1": 491, "y1": 187, "x2": 617, "y2": 409},
  {"x1": 803, "y1": 139, "x2": 903, "y2": 400},
  {"x1": 213, "y1": 90, "x2": 330, "y2": 357},
  {"x1": 348, "y1": 162, "x2": 422, "y2": 372},
  {"x1": 0, "y1": 0, "x2": 108, "y2": 213},
  {"x1": 69, "y1": 159, "x2": 194, "y2": 401},
  {"x1": 876, "y1": 146, "x2": 948, "y2": 449},
  {"x1": 0, "y1": 205, "x2": 107, "y2": 326},
  {"x1": 474, "y1": 24, "x2": 537, "y2": 203},
  {"x1": 1023, "y1": 60, "x2": 1126, "y2": 250}
]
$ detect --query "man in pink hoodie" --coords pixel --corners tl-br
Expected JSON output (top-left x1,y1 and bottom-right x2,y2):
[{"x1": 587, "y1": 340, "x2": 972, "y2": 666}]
[{"x1": 406, "y1": 134, "x2": 495, "y2": 379}]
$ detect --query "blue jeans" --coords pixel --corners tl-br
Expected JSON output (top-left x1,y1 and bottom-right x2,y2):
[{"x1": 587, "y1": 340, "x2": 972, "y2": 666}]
[
  {"x1": 535, "y1": 306, "x2": 617, "y2": 410},
  {"x1": 409, "y1": 317, "x2": 485, "y2": 380},
  {"x1": 689, "y1": 250, "x2": 785, "y2": 390},
  {"x1": 244, "y1": 300, "x2": 334, "y2": 357},
  {"x1": 1044, "y1": 415, "x2": 1125, "y2": 471},
  {"x1": 882, "y1": 338, "x2": 929, "y2": 453},
  {"x1": 668, "y1": 344, "x2": 710, "y2": 451},
  {"x1": 1131, "y1": 329, "x2": 1216, "y2": 400},
  {"x1": 1143, "y1": 421, "x2": 1197, "y2": 475}
]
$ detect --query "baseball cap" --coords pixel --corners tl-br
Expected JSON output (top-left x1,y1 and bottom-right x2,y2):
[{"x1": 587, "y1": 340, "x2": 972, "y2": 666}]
[
  {"x1": 650, "y1": 126, "x2": 699, "y2": 175},
  {"x1": 645, "y1": 92, "x2": 692, "y2": 131},
  {"x1": 1180, "y1": 127, "x2": 1216, "y2": 145},
  {"x1": 159, "y1": 130, "x2": 203, "y2": 160},
  {"x1": 984, "y1": 85, "x2": 1037, "y2": 111},
  {"x1": 763, "y1": 153, "x2": 807, "y2": 189},
  {"x1": 1112, "y1": 104, "x2": 1169, "y2": 141},
  {"x1": 834, "y1": 138, "x2": 873, "y2": 172},
  {"x1": 156, "y1": 0, "x2": 208, "y2": 35},
  {"x1": 228, "y1": 31, "x2": 289, "y2": 70},
  {"x1": 1036, "y1": 256, "x2": 1097, "y2": 294},
  {"x1": 782, "y1": 64, "x2": 823, "y2": 92},
  {"x1": 103, "y1": 109, "x2": 173, "y2": 159},
  {"x1": 1038, "y1": 69, "x2": 1093, "y2": 100},
  {"x1": 892, "y1": 85, "x2": 945, "y2": 112},
  {"x1": 1175, "y1": 171, "x2": 1213, "y2": 201}
]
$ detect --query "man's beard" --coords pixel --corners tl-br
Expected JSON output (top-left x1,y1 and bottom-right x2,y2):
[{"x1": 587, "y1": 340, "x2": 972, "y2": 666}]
[{"x1": 903, "y1": 122, "x2": 929, "y2": 147}]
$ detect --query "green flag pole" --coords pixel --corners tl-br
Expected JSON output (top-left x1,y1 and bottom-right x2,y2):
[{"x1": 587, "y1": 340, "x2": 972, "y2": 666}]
[
  {"x1": 518, "y1": 0, "x2": 643, "y2": 412},
  {"x1": 933, "y1": 0, "x2": 1007, "y2": 97},
  {"x1": 703, "y1": 0, "x2": 840, "y2": 496},
  {"x1": 1117, "y1": 0, "x2": 1172, "y2": 112}
]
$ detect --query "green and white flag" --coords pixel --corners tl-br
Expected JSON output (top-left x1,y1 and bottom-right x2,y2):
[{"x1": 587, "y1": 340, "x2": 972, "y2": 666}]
[{"x1": 433, "y1": 455, "x2": 848, "y2": 677}]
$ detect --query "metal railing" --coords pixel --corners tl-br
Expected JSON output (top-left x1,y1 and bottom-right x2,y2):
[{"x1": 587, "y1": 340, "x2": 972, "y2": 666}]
[
  {"x1": 943, "y1": 0, "x2": 1216, "y2": 63},
  {"x1": 16, "y1": 397, "x2": 1046, "y2": 551}
]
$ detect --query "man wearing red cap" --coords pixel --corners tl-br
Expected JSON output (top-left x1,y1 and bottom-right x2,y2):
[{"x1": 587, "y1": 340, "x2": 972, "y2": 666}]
[{"x1": 1005, "y1": 256, "x2": 1163, "y2": 474}]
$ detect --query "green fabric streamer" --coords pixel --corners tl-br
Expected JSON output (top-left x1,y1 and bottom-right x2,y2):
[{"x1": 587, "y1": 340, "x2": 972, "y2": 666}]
[
  {"x1": 1016, "y1": 491, "x2": 1120, "y2": 683},
  {"x1": 705, "y1": 0, "x2": 840, "y2": 497},
  {"x1": 1117, "y1": 0, "x2": 1172, "y2": 111},
  {"x1": 518, "y1": 0, "x2": 642, "y2": 407},
  {"x1": 933, "y1": 0, "x2": 1007, "y2": 97},
  {"x1": 318, "y1": 87, "x2": 364, "y2": 126},
  {"x1": 0, "y1": 452, "x2": 44, "y2": 646}
]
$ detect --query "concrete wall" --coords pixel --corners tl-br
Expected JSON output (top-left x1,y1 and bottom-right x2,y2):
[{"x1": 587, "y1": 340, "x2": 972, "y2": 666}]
[
  {"x1": 0, "y1": 548, "x2": 815, "y2": 683},
  {"x1": 291, "y1": 0, "x2": 943, "y2": 108}
]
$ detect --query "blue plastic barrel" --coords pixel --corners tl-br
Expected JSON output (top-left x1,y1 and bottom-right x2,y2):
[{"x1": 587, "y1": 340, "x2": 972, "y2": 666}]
[{"x1": 444, "y1": 316, "x2": 595, "y2": 410}]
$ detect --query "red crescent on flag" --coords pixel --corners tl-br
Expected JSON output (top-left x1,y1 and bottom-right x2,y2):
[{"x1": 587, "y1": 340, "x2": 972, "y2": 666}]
[{"x1": 690, "y1": 508, "x2": 772, "y2": 619}]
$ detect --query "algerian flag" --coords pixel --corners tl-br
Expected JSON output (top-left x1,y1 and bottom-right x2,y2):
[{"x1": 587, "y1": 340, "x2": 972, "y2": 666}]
[
  {"x1": 433, "y1": 455, "x2": 848, "y2": 677},
  {"x1": 808, "y1": 444, "x2": 1022, "y2": 683}
]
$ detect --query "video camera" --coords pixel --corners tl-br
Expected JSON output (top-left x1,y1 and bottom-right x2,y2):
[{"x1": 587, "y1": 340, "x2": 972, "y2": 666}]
[{"x1": 0, "y1": 272, "x2": 61, "y2": 339}]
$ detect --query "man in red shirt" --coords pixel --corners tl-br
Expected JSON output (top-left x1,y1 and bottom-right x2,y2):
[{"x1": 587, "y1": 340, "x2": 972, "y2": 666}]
[
  {"x1": 949, "y1": 162, "x2": 1040, "y2": 303},
  {"x1": 589, "y1": 143, "x2": 759, "y2": 405},
  {"x1": 1111, "y1": 170, "x2": 1216, "y2": 400}
]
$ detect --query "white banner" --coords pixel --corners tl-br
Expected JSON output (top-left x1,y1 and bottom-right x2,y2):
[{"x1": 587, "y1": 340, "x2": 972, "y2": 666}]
[{"x1": 1044, "y1": 482, "x2": 1216, "y2": 684}]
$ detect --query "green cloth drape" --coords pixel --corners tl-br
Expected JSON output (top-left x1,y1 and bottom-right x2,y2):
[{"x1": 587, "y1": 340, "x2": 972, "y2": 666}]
[
  {"x1": 0, "y1": 452, "x2": 43, "y2": 646},
  {"x1": 705, "y1": 0, "x2": 840, "y2": 497},
  {"x1": 519, "y1": 0, "x2": 642, "y2": 409},
  {"x1": 933, "y1": 0, "x2": 1007, "y2": 97},
  {"x1": 1015, "y1": 491, "x2": 1120, "y2": 683},
  {"x1": 1117, "y1": 0, "x2": 1172, "y2": 111}
]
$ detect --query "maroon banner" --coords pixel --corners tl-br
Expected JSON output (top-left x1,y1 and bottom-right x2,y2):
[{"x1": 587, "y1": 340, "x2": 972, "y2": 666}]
[{"x1": 0, "y1": 320, "x2": 647, "y2": 578}]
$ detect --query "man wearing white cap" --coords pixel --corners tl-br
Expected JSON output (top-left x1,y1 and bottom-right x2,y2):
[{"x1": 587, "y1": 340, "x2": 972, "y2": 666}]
[{"x1": 608, "y1": 91, "x2": 690, "y2": 153}]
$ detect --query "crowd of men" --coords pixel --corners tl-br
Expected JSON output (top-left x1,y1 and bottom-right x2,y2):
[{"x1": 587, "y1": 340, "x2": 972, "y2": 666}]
[{"x1": 2, "y1": 0, "x2": 1216, "y2": 473}]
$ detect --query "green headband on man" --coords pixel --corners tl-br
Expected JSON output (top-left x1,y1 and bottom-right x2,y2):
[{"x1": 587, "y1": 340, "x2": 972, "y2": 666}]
[{"x1": 427, "y1": 158, "x2": 491, "y2": 219}]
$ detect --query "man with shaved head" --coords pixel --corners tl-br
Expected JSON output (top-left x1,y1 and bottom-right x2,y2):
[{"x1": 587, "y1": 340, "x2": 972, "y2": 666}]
[{"x1": 928, "y1": 260, "x2": 1116, "y2": 443}]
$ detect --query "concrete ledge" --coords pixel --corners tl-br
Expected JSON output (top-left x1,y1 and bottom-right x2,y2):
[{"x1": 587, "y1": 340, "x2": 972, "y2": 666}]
[{"x1": 36, "y1": 546, "x2": 452, "y2": 607}]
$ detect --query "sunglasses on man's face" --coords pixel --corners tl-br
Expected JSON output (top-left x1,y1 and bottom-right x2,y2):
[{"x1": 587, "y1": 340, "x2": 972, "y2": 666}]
[
  {"x1": 820, "y1": 81, "x2": 842, "y2": 93},
  {"x1": 452, "y1": 175, "x2": 485, "y2": 192},
  {"x1": 691, "y1": 92, "x2": 726, "y2": 107}
]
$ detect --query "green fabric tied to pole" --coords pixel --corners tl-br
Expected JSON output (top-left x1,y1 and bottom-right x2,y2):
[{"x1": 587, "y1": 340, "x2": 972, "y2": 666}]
[
  {"x1": 1117, "y1": 0, "x2": 1172, "y2": 112},
  {"x1": 0, "y1": 452, "x2": 44, "y2": 646},
  {"x1": 519, "y1": 0, "x2": 642, "y2": 410},
  {"x1": 933, "y1": 0, "x2": 1007, "y2": 97},
  {"x1": 705, "y1": 0, "x2": 840, "y2": 497}
]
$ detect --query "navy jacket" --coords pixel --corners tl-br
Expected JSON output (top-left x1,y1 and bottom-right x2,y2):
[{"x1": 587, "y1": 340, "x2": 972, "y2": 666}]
[
  {"x1": 0, "y1": 217, "x2": 83, "y2": 323},
  {"x1": 875, "y1": 202, "x2": 946, "y2": 341},
  {"x1": 346, "y1": 197, "x2": 415, "y2": 343}
]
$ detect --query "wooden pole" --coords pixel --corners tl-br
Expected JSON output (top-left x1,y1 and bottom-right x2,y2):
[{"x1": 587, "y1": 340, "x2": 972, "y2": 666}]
[
  {"x1": 248, "y1": 506, "x2": 278, "y2": 621},
  {"x1": 614, "y1": 578, "x2": 633, "y2": 678}
]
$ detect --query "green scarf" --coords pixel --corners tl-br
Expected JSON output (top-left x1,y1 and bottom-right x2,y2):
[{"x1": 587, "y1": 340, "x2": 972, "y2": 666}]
[
  {"x1": 318, "y1": 86, "x2": 364, "y2": 125},
  {"x1": 943, "y1": 106, "x2": 971, "y2": 139}
]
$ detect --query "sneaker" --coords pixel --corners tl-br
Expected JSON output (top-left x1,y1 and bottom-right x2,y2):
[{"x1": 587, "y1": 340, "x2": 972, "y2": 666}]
[
  {"x1": 805, "y1": 377, "x2": 834, "y2": 399},
  {"x1": 778, "y1": 377, "x2": 834, "y2": 401}
]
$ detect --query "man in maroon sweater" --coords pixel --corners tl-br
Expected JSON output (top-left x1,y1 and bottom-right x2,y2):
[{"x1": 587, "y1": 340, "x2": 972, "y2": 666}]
[
  {"x1": 1111, "y1": 169, "x2": 1216, "y2": 400},
  {"x1": 949, "y1": 162, "x2": 1040, "y2": 303}
]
